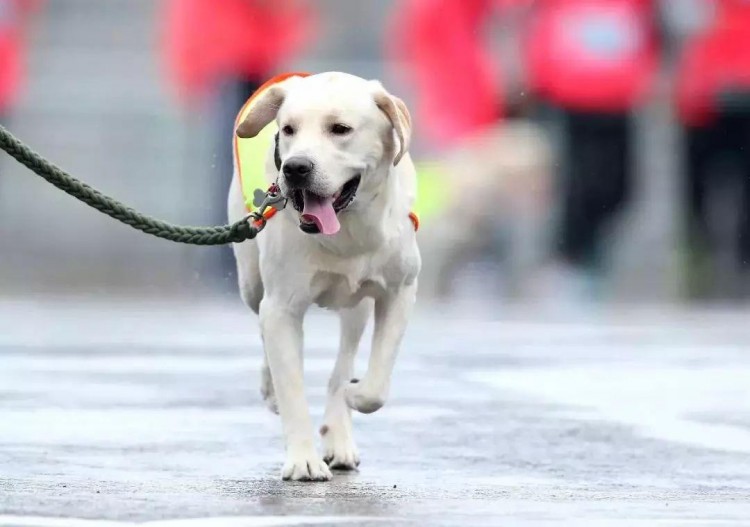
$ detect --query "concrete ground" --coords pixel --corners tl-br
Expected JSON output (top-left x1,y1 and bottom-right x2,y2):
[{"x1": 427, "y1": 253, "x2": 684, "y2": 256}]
[{"x1": 1, "y1": 298, "x2": 750, "y2": 526}]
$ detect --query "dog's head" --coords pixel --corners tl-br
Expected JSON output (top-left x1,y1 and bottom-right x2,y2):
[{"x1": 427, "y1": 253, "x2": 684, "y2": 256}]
[{"x1": 236, "y1": 72, "x2": 411, "y2": 235}]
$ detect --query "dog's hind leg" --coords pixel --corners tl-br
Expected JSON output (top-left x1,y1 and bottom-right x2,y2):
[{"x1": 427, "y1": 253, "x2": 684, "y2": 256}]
[
  {"x1": 321, "y1": 299, "x2": 371, "y2": 470},
  {"x1": 234, "y1": 241, "x2": 263, "y2": 314},
  {"x1": 259, "y1": 347, "x2": 278, "y2": 415},
  {"x1": 232, "y1": 239, "x2": 276, "y2": 412}
]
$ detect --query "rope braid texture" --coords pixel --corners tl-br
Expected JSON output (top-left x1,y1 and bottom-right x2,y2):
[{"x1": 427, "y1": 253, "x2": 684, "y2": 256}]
[{"x1": 0, "y1": 125, "x2": 259, "y2": 245}]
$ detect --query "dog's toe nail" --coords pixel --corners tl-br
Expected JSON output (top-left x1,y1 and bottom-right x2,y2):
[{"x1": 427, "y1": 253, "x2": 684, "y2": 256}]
[
  {"x1": 350, "y1": 378, "x2": 359, "y2": 384},
  {"x1": 319, "y1": 425, "x2": 329, "y2": 436},
  {"x1": 329, "y1": 460, "x2": 359, "y2": 471}
]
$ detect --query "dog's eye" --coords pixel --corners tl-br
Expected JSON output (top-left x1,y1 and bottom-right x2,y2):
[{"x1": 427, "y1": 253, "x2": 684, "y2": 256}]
[
  {"x1": 330, "y1": 123, "x2": 353, "y2": 136},
  {"x1": 281, "y1": 125, "x2": 295, "y2": 136}
]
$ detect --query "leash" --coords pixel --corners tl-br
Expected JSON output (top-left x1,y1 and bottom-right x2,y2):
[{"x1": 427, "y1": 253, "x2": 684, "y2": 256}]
[{"x1": 0, "y1": 124, "x2": 277, "y2": 245}]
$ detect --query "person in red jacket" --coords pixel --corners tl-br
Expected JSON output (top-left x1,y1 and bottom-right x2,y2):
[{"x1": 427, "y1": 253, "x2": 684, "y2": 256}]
[
  {"x1": 160, "y1": 0, "x2": 316, "y2": 285},
  {"x1": 392, "y1": 0, "x2": 661, "y2": 296},
  {"x1": 524, "y1": 0, "x2": 660, "y2": 277},
  {"x1": 160, "y1": 0, "x2": 316, "y2": 202},
  {"x1": 675, "y1": 0, "x2": 750, "y2": 298}
]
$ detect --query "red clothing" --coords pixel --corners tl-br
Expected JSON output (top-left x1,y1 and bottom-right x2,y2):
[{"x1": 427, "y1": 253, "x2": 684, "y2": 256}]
[
  {"x1": 0, "y1": 0, "x2": 39, "y2": 114},
  {"x1": 524, "y1": 0, "x2": 658, "y2": 112},
  {"x1": 390, "y1": 0, "x2": 516, "y2": 146},
  {"x1": 0, "y1": 30, "x2": 21, "y2": 114},
  {"x1": 161, "y1": 0, "x2": 315, "y2": 101},
  {"x1": 676, "y1": 0, "x2": 750, "y2": 126}
]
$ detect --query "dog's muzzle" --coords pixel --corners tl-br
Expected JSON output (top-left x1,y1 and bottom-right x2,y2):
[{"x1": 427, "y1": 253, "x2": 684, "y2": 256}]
[{"x1": 290, "y1": 175, "x2": 361, "y2": 235}]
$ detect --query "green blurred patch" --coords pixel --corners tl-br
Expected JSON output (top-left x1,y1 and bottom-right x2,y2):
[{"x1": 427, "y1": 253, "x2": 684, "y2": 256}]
[{"x1": 413, "y1": 160, "x2": 452, "y2": 220}]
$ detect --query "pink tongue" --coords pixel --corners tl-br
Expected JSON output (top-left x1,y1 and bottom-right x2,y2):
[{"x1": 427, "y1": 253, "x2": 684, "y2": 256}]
[{"x1": 301, "y1": 191, "x2": 340, "y2": 235}]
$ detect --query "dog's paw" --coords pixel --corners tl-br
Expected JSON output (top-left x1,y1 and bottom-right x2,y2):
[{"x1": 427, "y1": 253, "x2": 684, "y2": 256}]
[
  {"x1": 281, "y1": 447, "x2": 332, "y2": 481},
  {"x1": 260, "y1": 365, "x2": 279, "y2": 415},
  {"x1": 344, "y1": 379, "x2": 386, "y2": 414},
  {"x1": 320, "y1": 423, "x2": 360, "y2": 471}
]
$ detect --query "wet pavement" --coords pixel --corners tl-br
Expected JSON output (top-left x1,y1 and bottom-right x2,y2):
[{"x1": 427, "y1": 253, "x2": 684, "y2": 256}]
[{"x1": 1, "y1": 298, "x2": 750, "y2": 526}]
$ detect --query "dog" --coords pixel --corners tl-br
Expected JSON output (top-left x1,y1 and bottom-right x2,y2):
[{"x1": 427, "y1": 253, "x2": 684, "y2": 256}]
[
  {"x1": 418, "y1": 120, "x2": 554, "y2": 301},
  {"x1": 228, "y1": 72, "x2": 420, "y2": 481}
]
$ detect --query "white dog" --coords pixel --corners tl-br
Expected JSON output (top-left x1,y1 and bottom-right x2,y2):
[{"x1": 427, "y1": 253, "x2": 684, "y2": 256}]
[{"x1": 228, "y1": 72, "x2": 420, "y2": 481}]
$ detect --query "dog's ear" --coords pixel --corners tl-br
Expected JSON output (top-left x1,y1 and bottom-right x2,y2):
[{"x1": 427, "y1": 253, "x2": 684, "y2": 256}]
[
  {"x1": 372, "y1": 84, "x2": 412, "y2": 166},
  {"x1": 236, "y1": 85, "x2": 287, "y2": 139}
]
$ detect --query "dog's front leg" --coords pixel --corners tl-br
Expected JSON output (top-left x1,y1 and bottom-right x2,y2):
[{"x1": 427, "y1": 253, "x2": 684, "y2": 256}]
[
  {"x1": 345, "y1": 282, "x2": 417, "y2": 414},
  {"x1": 259, "y1": 298, "x2": 332, "y2": 481},
  {"x1": 321, "y1": 300, "x2": 371, "y2": 470}
]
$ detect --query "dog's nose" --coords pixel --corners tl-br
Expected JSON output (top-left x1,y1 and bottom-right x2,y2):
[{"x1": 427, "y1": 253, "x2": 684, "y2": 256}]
[{"x1": 283, "y1": 156, "x2": 314, "y2": 187}]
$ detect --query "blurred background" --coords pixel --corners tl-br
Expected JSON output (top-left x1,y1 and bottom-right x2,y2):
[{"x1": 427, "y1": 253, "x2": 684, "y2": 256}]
[
  {"x1": 1, "y1": 0, "x2": 749, "y2": 308},
  {"x1": 3, "y1": 4, "x2": 750, "y2": 520}
]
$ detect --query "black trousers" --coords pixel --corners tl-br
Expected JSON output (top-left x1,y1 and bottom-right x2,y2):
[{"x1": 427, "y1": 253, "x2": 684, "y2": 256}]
[
  {"x1": 557, "y1": 110, "x2": 631, "y2": 269},
  {"x1": 685, "y1": 112, "x2": 750, "y2": 282}
]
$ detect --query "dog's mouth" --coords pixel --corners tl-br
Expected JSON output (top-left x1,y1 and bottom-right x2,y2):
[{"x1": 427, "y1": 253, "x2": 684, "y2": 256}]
[{"x1": 290, "y1": 175, "x2": 361, "y2": 235}]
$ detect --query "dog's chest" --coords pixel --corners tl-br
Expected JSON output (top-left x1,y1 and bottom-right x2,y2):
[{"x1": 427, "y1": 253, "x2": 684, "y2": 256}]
[{"x1": 311, "y1": 267, "x2": 388, "y2": 309}]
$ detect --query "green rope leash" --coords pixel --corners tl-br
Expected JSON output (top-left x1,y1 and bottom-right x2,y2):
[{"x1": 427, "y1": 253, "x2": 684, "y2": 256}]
[{"x1": 0, "y1": 125, "x2": 260, "y2": 245}]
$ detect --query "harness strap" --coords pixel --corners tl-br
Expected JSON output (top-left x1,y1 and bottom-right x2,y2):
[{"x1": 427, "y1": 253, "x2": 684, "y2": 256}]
[{"x1": 409, "y1": 212, "x2": 420, "y2": 231}]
